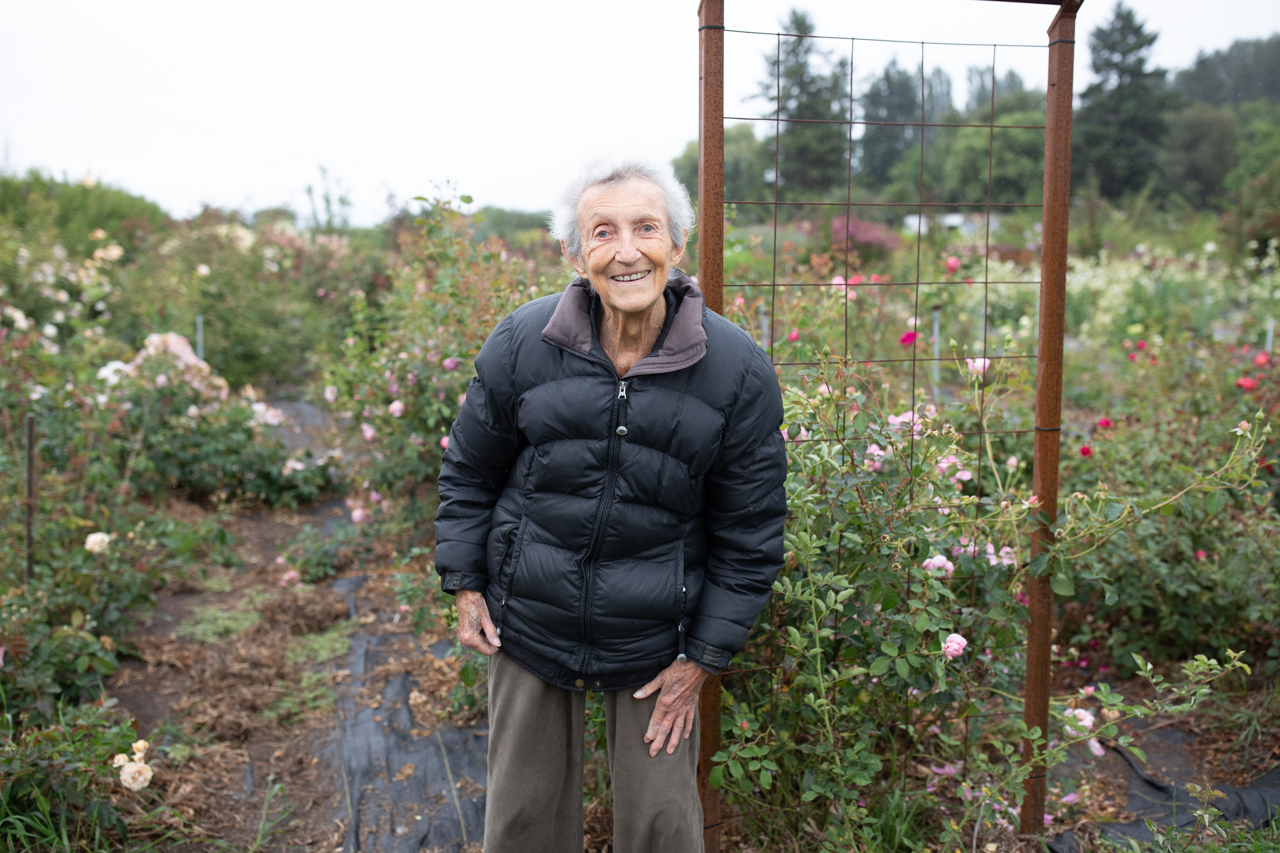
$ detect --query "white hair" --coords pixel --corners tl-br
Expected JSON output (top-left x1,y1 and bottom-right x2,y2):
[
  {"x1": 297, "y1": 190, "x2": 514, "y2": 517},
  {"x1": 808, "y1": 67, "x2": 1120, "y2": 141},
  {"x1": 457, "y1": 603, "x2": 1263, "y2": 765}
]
[{"x1": 549, "y1": 161, "x2": 696, "y2": 263}]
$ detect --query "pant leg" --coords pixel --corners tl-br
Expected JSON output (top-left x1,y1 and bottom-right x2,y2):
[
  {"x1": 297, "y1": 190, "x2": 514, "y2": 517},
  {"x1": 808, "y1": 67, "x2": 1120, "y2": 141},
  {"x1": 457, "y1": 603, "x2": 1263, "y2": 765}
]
[
  {"x1": 604, "y1": 687, "x2": 704, "y2": 853},
  {"x1": 483, "y1": 651, "x2": 585, "y2": 853}
]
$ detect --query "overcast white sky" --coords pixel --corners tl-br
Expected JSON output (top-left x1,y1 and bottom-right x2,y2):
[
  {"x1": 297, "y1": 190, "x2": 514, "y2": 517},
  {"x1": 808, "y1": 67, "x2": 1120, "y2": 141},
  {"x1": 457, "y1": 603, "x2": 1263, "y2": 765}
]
[{"x1": 2, "y1": 1, "x2": 1277, "y2": 224}]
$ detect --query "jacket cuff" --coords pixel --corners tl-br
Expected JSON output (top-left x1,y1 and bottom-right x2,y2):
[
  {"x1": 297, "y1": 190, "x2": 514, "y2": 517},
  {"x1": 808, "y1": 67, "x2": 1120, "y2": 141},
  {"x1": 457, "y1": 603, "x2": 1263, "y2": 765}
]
[
  {"x1": 684, "y1": 636, "x2": 732, "y2": 671},
  {"x1": 440, "y1": 571, "x2": 487, "y2": 595}
]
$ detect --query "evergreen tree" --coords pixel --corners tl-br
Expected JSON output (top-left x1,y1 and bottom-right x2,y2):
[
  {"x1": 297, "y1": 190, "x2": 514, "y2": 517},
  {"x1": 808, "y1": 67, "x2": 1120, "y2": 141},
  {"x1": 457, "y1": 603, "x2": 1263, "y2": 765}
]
[
  {"x1": 1073, "y1": 2, "x2": 1179, "y2": 199},
  {"x1": 1175, "y1": 35, "x2": 1280, "y2": 109},
  {"x1": 757, "y1": 10, "x2": 851, "y2": 201},
  {"x1": 1157, "y1": 103, "x2": 1239, "y2": 206},
  {"x1": 671, "y1": 124, "x2": 771, "y2": 223},
  {"x1": 859, "y1": 59, "x2": 921, "y2": 189}
]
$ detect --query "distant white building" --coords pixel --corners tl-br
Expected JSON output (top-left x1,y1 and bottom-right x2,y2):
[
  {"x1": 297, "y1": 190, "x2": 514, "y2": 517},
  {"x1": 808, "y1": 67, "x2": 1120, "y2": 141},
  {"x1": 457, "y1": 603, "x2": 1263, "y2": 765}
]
[{"x1": 903, "y1": 212, "x2": 1000, "y2": 236}]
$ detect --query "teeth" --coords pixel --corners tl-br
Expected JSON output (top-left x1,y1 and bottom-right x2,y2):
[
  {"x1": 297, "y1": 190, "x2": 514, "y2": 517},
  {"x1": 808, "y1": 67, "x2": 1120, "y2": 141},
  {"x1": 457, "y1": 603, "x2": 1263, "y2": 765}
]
[{"x1": 612, "y1": 271, "x2": 649, "y2": 282}]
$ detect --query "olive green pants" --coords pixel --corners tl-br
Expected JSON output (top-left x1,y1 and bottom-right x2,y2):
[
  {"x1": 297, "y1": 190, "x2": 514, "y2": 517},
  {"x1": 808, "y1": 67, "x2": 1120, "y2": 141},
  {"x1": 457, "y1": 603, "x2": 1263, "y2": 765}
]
[{"x1": 483, "y1": 651, "x2": 704, "y2": 853}]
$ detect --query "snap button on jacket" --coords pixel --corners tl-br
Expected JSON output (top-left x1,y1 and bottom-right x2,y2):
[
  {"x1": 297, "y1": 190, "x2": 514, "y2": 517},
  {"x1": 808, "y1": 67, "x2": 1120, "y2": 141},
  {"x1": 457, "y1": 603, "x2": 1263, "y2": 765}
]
[{"x1": 435, "y1": 272, "x2": 788, "y2": 691}]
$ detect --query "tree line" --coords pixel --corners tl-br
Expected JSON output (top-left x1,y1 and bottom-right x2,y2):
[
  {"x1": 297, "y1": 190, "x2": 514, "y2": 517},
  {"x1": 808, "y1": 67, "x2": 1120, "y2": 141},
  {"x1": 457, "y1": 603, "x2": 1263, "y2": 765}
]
[{"x1": 672, "y1": 4, "x2": 1280, "y2": 238}]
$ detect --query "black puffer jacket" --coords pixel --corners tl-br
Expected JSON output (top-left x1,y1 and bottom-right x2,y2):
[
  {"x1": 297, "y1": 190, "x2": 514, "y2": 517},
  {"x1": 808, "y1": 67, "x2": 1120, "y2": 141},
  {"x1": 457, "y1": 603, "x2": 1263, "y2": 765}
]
[{"x1": 435, "y1": 272, "x2": 787, "y2": 691}]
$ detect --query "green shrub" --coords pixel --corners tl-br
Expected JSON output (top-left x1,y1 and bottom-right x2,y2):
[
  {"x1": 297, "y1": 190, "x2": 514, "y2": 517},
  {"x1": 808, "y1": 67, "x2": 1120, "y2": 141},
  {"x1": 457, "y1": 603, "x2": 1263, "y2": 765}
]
[{"x1": 0, "y1": 704, "x2": 146, "y2": 851}]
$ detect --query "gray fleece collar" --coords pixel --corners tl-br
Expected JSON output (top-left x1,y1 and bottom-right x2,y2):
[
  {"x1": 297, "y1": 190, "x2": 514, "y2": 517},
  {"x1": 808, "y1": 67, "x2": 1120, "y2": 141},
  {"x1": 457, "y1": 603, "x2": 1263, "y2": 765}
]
[{"x1": 541, "y1": 270, "x2": 708, "y2": 377}]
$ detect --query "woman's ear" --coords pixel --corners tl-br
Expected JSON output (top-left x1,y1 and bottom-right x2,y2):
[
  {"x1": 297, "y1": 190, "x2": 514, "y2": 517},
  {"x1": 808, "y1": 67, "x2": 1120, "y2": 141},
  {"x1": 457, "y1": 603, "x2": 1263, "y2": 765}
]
[
  {"x1": 561, "y1": 240, "x2": 586, "y2": 277},
  {"x1": 670, "y1": 231, "x2": 689, "y2": 266}
]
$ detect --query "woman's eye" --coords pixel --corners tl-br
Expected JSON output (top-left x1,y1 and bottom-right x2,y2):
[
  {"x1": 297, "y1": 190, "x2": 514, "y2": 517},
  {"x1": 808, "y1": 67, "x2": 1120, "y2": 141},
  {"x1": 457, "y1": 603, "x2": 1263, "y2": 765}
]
[
  {"x1": 595, "y1": 230, "x2": 610, "y2": 239},
  {"x1": 640, "y1": 225, "x2": 654, "y2": 233}
]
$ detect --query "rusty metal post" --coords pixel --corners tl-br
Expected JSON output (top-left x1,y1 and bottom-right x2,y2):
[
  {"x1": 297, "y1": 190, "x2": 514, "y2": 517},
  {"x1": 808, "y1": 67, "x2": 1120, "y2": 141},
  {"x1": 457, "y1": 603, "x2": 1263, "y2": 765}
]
[
  {"x1": 697, "y1": 0, "x2": 725, "y2": 317},
  {"x1": 1021, "y1": 1, "x2": 1079, "y2": 835},
  {"x1": 26, "y1": 412, "x2": 35, "y2": 585},
  {"x1": 696, "y1": 1, "x2": 725, "y2": 850}
]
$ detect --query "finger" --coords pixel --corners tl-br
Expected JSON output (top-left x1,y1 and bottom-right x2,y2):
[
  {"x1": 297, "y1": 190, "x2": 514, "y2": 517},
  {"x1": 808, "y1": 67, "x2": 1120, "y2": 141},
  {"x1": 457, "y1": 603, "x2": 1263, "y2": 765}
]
[
  {"x1": 667, "y1": 713, "x2": 686, "y2": 754},
  {"x1": 478, "y1": 606, "x2": 501, "y2": 648},
  {"x1": 683, "y1": 706, "x2": 696, "y2": 740},
  {"x1": 633, "y1": 674, "x2": 664, "y2": 700},
  {"x1": 649, "y1": 716, "x2": 674, "y2": 757},
  {"x1": 459, "y1": 630, "x2": 497, "y2": 656},
  {"x1": 644, "y1": 703, "x2": 665, "y2": 744}
]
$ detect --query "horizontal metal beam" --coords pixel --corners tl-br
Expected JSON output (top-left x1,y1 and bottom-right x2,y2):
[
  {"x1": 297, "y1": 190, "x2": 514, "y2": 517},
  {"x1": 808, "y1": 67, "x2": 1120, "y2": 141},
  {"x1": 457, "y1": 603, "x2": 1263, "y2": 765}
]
[{"x1": 973, "y1": 0, "x2": 1070, "y2": 5}]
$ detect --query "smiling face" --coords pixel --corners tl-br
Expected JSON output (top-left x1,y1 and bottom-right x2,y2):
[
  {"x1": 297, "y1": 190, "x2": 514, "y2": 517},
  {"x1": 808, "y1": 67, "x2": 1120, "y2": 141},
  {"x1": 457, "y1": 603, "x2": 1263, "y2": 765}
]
[{"x1": 564, "y1": 178, "x2": 686, "y2": 319}]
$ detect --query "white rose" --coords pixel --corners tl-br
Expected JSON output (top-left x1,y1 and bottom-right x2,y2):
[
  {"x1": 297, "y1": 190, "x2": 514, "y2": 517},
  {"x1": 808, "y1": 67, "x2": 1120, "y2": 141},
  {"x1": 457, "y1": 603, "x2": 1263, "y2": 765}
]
[
  {"x1": 119, "y1": 761, "x2": 153, "y2": 792},
  {"x1": 84, "y1": 532, "x2": 112, "y2": 554}
]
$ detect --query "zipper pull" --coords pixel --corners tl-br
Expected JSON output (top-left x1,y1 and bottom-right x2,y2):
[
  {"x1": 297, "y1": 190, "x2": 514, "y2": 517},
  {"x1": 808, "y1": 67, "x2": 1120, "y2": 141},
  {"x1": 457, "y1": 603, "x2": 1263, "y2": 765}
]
[{"x1": 618, "y1": 381, "x2": 628, "y2": 399}]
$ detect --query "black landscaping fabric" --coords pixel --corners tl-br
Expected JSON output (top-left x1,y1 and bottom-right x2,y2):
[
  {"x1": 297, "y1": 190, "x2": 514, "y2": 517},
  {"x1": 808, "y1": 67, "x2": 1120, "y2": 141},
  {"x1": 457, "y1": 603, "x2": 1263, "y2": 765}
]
[
  {"x1": 328, "y1": 577, "x2": 488, "y2": 853},
  {"x1": 1048, "y1": 746, "x2": 1280, "y2": 852}
]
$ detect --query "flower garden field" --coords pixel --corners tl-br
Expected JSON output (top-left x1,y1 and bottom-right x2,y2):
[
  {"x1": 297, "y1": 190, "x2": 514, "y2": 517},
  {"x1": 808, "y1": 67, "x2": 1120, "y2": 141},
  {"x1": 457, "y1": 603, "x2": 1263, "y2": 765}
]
[{"x1": 1, "y1": 170, "x2": 1278, "y2": 852}]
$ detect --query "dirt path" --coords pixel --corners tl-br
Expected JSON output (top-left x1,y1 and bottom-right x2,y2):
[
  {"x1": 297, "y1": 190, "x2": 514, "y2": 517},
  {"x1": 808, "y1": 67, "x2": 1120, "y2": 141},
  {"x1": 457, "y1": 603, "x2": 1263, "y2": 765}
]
[{"x1": 108, "y1": 403, "x2": 486, "y2": 852}]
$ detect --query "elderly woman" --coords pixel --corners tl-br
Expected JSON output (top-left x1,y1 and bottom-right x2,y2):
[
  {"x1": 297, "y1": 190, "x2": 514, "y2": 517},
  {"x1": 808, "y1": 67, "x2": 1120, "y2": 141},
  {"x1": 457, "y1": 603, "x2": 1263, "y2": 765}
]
[{"x1": 434, "y1": 162, "x2": 787, "y2": 853}]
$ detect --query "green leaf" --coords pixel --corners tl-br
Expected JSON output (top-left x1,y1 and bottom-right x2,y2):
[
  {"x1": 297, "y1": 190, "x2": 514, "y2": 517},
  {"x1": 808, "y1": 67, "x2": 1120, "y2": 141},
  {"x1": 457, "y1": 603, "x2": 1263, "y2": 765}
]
[
  {"x1": 708, "y1": 765, "x2": 724, "y2": 788},
  {"x1": 459, "y1": 195, "x2": 474, "y2": 204},
  {"x1": 880, "y1": 640, "x2": 899, "y2": 657},
  {"x1": 1104, "y1": 501, "x2": 1125, "y2": 522},
  {"x1": 459, "y1": 659, "x2": 478, "y2": 688},
  {"x1": 1050, "y1": 572, "x2": 1075, "y2": 597},
  {"x1": 760, "y1": 769, "x2": 773, "y2": 790},
  {"x1": 727, "y1": 759, "x2": 744, "y2": 779},
  {"x1": 869, "y1": 656, "x2": 891, "y2": 677},
  {"x1": 1128, "y1": 746, "x2": 1146, "y2": 763},
  {"x1": 895, "y1": 658, "x2": 911, "y2": 680},
  {"x1": 1205, "y1": 490, "x2": 1227, "y2": 517}
]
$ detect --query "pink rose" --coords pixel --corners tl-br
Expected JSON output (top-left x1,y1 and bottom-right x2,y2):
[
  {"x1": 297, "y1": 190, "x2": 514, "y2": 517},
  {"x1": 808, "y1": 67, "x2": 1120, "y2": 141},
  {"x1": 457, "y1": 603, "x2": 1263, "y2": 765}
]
[
  {"x1": 1097, "y1": 417, "x2": 1113, "y2": 428},
  {"x1": 369, "y1": 490, "x2": 382, "y2": 504},
  {"x1": 440, "y1": 435, "x2": 450, "y2": 450},
  {"x1": 442, "y1": 357, "x2": 460, "y2": 371},
  {"x1": 921, "y1": 554, "x2": 955, "y2": 577},
  {"x1": 899, "y1": 331, "x2": 920, "y2": 347},
  {"x1": 942, "y1": 633, "x2": 967, "y2": 660},
  {"x1": 388, "y1": 400, "x2": 405, "y2": 417},
  {"x1": 361, "y1": 423, "x2": 377, "y2": 442},
  {"x1": 787, "y1": 328, "x2": 800, "y2": 342},
  {"x1": 1255, "y1": 352, "x2": 1269, "y2": 367},
  {"x1": 351, "y1": 507, "x2": 367, "y2": 524},
  {"x1": 945, "y1": 256, "x2": 960, "y2": 274}
]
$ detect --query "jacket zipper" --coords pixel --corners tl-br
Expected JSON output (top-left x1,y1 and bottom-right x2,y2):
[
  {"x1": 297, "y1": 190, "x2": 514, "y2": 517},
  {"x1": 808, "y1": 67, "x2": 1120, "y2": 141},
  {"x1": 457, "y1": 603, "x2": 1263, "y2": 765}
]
[
  {"x1": 541, "y1": 337, "x2": 628, "y2": 672},
  {"x1": 576, "y1": 379, "x2": 628, "y2": 668}
]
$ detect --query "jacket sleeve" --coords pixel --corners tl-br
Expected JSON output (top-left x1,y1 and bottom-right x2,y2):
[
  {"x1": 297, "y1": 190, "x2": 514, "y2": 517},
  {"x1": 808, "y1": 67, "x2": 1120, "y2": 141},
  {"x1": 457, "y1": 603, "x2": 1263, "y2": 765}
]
[
  {"x1": 685, "y1": 346, "x2": 788, "y2": 672},
  {"x1": 434, "y1": 316, "x2": 523, "y2": 595}
]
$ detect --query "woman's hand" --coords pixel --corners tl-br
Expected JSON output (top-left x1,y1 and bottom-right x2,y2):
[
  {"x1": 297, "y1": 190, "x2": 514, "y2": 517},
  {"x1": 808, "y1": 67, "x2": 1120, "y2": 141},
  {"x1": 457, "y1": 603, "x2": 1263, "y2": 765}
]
[
  {"x1": 456, "y1": 590, "x2": 501, "y2": 656},
  {"x1": 633, "y1": 659, "x2": 710, "y2": 757}
]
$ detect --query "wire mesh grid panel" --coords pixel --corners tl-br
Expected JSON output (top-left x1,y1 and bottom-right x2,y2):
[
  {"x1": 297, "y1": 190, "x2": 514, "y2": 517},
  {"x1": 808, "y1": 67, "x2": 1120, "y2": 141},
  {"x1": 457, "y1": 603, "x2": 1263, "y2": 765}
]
[{"x1": 696, "y1": 2, "x2": 1079, "y2": 847}]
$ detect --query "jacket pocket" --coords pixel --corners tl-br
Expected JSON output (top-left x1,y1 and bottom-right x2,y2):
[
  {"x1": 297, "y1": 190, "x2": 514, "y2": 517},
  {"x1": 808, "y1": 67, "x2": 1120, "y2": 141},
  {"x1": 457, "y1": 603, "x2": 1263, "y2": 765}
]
[{"x1": 497, "y1": 517, "x2": 529, "y2": 624}]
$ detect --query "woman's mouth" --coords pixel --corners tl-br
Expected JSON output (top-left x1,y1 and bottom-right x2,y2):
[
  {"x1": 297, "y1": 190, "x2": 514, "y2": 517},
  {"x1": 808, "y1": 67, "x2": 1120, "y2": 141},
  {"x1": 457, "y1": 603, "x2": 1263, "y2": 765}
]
[{"x1": 611, "y1": 271, "x2": 651, "y2": 283}]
